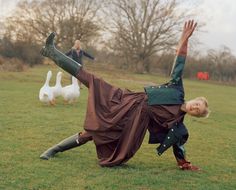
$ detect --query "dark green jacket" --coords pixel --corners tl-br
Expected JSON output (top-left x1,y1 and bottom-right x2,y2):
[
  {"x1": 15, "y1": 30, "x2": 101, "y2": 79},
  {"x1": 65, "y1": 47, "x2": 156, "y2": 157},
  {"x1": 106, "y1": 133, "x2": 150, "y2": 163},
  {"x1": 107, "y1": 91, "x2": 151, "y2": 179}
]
[
  {"x1": 144, "y1": 55, "x2": 186, "y2": 105},
  {"x1": 65, "y1": 49, "x2": 94, "y2": 66},
  {"x1": 145, "y1": 55, "x2": 189, "y2": 156}
]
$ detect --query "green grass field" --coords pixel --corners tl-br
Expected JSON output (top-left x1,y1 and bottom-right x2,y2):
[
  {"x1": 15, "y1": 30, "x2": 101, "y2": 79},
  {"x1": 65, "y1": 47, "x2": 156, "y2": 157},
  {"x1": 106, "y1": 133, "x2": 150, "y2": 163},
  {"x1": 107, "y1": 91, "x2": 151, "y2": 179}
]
[{"x1": 0, "y1": 63, "x2": 236, "y2": 190}]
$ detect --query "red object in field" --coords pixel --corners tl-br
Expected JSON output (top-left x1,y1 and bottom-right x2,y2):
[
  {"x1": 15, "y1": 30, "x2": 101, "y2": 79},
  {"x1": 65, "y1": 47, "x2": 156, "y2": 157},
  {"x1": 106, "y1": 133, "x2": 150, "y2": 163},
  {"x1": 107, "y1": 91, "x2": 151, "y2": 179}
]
[{"x1": 197, "y1": 72, "x2": 209, "y2": 80}]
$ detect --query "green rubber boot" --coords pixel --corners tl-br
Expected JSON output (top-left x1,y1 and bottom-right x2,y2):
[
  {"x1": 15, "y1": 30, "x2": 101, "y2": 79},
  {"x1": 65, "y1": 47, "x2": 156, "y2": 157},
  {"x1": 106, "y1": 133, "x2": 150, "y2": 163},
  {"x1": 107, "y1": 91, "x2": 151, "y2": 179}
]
[
  {"x1": 40, "y1": 32, "x2": 81, "y2": 77},
  {"x1": 40, "y1": 134, "x2": 80, "y2": 160}
]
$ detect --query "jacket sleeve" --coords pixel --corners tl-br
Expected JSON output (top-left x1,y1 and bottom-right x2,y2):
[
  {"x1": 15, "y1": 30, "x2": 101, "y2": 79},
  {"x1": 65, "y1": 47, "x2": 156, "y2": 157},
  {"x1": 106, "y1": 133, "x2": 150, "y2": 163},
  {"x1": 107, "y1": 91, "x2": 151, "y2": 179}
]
[
  {"x1": 65, "y1": 49, "x2": 72, "y2": 56},
  {"x1": 169, "y1": 55, "x2": 186, "y2": 83},
  {"x1": 83, "y1": 50, "x2": 95, "y2": 60},
  {"x1": 156, "y1": 122, "x2": 188, "y2": 156}
]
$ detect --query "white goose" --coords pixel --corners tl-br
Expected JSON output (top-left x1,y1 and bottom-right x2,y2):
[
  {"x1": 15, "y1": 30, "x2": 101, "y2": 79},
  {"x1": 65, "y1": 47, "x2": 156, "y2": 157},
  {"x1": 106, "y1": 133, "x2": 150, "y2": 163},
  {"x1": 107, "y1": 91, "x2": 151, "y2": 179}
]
[
  {"x1": 62, "y1": 76, "x2": 80, "y2": 104},
  {"x1": 51, "y1": 71, "x2": 63, "y2": 99},
  {"x1": 39, "y1": 70, "x2": 55, "y2": 105}
]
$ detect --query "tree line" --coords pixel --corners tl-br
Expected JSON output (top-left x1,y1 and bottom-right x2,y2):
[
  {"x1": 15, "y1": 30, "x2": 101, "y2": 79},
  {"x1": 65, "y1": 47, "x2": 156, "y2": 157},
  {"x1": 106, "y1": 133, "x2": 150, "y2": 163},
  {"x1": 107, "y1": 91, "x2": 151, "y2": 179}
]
[{"x1": 0, "y1": 0, "x2": 235, "y2": 82}]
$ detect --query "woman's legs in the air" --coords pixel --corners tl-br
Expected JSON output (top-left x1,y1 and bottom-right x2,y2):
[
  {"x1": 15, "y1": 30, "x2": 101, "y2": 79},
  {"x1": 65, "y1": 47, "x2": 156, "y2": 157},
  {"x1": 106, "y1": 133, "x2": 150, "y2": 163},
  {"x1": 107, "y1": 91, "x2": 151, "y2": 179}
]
[
  {"x1": 40, "y1": 32, "x2": 106, "y2": 90},
  {"x1": 41, "y1": 32, "x2": 81, "y2": 77}
]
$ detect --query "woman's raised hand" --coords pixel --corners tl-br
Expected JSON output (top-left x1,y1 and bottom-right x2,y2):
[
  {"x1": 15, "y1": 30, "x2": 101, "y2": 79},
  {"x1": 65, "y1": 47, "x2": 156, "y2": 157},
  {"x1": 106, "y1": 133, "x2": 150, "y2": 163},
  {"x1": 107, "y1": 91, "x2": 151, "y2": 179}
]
[
  {"x1": 176, "y1": 20, "x2": 197, "y2": 56},
  {"x1": 181, "y1": 20, "x2": 197, "y2": 42}
]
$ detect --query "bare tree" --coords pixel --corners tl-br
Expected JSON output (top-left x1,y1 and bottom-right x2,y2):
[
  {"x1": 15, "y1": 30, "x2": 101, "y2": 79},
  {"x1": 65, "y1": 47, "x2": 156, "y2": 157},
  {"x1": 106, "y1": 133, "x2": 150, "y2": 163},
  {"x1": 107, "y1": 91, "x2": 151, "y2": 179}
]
[
  {"x1": 206, "y1": 46, "x2": 236, "y2": 81},
  {"x1": 3, "y1": 0, "x2": 102, "y2": 49},
  {"x1": 104, "y1": 0, "x2": 195, "y2": 73},
  {"x1": 207, "y1": 46, "x2": 235, "y2": 65}
]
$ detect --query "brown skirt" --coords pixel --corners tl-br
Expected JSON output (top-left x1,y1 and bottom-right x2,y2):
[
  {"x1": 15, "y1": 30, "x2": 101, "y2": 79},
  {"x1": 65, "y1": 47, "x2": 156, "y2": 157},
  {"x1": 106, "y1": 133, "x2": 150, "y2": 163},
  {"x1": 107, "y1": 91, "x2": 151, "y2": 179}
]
[{"x1": 76, "y1": 69, "x2": 150, "y2": 166}]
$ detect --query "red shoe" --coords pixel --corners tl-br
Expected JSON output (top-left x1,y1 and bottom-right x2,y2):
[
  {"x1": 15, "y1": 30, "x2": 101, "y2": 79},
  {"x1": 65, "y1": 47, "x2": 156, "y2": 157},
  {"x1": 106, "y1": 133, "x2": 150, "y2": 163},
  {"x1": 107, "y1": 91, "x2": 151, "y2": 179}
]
[
  {"x1": 180, "y1": 162, "x2": 201, "y2": 171},
  {"x1": 177, "y1": 159, "x2": 201, "y2": 171}
]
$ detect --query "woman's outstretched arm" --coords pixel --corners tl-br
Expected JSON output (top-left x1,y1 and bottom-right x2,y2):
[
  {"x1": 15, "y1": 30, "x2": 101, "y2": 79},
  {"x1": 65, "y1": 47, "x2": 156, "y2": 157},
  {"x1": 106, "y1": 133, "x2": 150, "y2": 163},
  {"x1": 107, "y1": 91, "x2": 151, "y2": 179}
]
[
  {"x1": 170, "y1": 20, "x2": 197, "y2": 82},
  {"x1": 176, "y1": 20, "x2": 197, "y2": 56}
]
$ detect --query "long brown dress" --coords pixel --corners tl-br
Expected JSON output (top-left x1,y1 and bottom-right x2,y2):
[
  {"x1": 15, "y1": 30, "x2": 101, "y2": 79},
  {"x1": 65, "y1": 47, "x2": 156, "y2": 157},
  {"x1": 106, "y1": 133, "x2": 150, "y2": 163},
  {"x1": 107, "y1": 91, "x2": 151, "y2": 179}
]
[{"x1": 76, "y1": 69, "x2": 185, "y2": 167}]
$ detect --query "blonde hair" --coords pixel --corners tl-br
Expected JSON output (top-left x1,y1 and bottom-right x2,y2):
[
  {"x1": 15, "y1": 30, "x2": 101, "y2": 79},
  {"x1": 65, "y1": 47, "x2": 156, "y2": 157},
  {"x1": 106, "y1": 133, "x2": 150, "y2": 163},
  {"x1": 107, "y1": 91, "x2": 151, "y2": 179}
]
[
  {"x1": 195, "y1": 97, "x2": 210, "y2": 118},
  {"x1": 73, "y1": 40, "x2": 81, "y2": 49}
]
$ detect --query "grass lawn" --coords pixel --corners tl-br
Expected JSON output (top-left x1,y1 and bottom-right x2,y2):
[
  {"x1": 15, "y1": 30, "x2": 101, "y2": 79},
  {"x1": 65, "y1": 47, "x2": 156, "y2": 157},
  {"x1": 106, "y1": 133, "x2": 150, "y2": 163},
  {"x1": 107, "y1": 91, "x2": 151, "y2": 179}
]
[{"x1": 0, "y1": 63, "x2": 236, "y2": 190}]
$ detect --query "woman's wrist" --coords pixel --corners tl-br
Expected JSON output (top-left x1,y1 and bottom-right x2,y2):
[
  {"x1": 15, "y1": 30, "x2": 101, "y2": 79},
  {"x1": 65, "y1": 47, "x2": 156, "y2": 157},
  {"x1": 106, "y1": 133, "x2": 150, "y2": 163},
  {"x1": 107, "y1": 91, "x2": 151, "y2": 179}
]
[{"x1": 176, "y1": 40, "x2": 188, "y2": 56}]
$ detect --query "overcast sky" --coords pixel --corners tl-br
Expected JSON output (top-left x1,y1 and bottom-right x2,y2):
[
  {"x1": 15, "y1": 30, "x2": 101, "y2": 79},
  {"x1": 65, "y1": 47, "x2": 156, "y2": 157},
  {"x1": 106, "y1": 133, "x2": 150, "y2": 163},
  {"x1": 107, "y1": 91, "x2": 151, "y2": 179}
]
[
  {"x1": 1, "y1": 0, "x2": 236, "y2": 56},
  {"x1": 193, "y1": 0, "x2": 236, "y2": 56}
]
